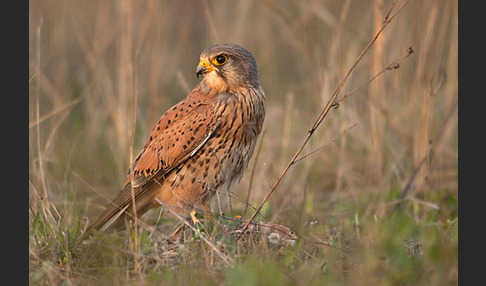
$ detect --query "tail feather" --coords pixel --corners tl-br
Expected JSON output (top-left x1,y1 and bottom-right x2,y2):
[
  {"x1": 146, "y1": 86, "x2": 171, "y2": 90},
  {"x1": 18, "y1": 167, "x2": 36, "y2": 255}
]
[{"x1": 75, "y1": 183, "x2": 155, "y2": 246}]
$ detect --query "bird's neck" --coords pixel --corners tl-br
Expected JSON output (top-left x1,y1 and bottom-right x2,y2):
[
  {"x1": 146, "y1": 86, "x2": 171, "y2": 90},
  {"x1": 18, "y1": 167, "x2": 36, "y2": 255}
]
[{"x1": 201, "y1": 72, "x2": 229, "y2": 94}]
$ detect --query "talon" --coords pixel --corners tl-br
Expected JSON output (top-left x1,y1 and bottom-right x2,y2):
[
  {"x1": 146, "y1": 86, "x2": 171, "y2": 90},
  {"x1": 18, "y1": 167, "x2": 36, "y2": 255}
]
[{"x1": 190, "y1": 210, "x2": 200, "y2": 224}]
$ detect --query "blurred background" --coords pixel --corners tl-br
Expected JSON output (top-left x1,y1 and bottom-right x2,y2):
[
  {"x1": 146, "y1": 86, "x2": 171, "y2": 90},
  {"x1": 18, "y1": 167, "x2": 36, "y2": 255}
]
[{"x1": 29, "y1": 0, "x2": 457, "y2": 285}]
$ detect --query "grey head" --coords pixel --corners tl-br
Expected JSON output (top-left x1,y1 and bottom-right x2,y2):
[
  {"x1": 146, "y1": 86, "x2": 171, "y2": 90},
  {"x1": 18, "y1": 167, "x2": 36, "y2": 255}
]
[{"x1": 196, "y1": 43, "x2": 260, "y2": 88}]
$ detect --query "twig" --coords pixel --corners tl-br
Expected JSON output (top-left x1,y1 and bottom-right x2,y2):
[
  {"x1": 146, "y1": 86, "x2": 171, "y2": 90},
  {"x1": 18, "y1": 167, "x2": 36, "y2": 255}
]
[
  {"x1": 163, "y1": 202, "x2": 234, "y2": 266},
  {"x1": 337, "y1": 46, "x2": 414, "y2": 104},
  {"x1": 240, "y1": 0, "x2": 412, "y2": 233},
  {"x1": 292, "y1": 123, "x2": 358, "y2": 165}
]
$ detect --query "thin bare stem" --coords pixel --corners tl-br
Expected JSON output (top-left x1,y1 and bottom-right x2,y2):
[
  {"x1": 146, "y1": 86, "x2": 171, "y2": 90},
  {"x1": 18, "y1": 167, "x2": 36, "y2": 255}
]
[
  {"x1": 241, "y1": 0, "x2": 412, "y2": 233},
  {"x1": 337, "y1": 47, "x2": 414, "y2": 104},
  {"x1": 293, "y1": 123, "x2": 358, "y2": 165}
]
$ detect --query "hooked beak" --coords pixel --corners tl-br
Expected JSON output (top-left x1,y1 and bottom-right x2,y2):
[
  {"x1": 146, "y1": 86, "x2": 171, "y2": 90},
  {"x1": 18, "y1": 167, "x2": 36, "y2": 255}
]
[{"x1": 196, "y1": 58, "x2": 214, "y2": 78}]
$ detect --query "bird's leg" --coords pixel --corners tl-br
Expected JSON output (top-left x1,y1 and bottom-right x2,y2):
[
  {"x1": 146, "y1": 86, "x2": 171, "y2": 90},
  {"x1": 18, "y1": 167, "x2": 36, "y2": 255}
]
[{"x1": 203, "y1": 202, "x2": 212, "y2": 223}]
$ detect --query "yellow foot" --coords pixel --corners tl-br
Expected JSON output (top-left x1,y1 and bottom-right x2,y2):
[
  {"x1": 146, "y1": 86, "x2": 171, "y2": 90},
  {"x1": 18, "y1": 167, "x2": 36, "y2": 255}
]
[{"x1": 190, "y1": 210, "x2": 200, "y2": 225}]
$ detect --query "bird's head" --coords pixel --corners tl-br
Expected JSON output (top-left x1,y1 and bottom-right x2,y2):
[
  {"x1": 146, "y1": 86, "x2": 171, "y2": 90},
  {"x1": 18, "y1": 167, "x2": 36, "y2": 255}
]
[{"x1": 196, "y1": 43, "x2": 260, "y2": 91}]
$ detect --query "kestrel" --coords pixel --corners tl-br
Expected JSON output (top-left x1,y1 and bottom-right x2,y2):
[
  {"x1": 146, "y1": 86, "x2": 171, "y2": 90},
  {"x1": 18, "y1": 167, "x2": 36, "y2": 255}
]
[{"x1": 78, "y1": 43, "x2": 265, "y2": 242}]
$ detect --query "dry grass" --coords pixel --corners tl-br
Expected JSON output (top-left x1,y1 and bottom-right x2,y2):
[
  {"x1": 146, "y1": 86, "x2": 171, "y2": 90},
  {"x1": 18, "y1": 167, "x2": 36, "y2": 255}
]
[{"x1": 29, "y1": 0, "x2": 457, "y2": 285}]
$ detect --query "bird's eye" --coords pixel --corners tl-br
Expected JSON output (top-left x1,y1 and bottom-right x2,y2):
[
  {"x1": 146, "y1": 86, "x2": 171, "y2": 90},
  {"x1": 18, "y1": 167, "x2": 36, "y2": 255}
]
[{"x1": 212, "y1": 54, "x2": 228, "y2": 66}]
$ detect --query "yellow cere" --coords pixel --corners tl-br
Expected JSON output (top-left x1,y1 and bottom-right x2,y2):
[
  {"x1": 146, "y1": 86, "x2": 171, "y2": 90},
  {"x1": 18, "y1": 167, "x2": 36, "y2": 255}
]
[{"x1": 199, "y1": 58, "x2": 214, "y2": 72}]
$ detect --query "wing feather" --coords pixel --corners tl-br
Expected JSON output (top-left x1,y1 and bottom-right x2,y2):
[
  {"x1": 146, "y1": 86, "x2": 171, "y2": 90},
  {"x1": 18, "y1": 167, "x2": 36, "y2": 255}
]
[{"x1": 82, "y1": 87, "x2": 220, "y2": 235}]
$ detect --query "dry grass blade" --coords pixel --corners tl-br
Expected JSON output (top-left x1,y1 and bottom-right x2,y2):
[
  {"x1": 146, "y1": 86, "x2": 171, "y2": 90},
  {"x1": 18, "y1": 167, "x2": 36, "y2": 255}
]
[
  {"x1": 243, "y1": 130, "x2": 266, "y2": 218},
  {"x1": 241, "y1": 0, "x2": 412, "y2": 233},
  {"x1": 119, "y1": 0, "x2": 141, "y2": 273},
  {"x1": 29, "y1": 97, "x2": 83, "y2": 129},
  {"x1": 29, "y1": 1, "x2": 457, "y2": 284},
  {"x1": 34, "y1": 17, "x2": 57, "y2": 226},
  {"x1": 393, "y1": 98, "x2": 458, "y2": 210}
]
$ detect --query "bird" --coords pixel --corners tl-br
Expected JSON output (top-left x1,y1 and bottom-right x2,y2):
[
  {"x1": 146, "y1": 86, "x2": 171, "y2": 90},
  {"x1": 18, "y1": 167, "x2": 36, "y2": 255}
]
[{"x1": 77, "y1": 43, "x2": 266, "y2": 244}]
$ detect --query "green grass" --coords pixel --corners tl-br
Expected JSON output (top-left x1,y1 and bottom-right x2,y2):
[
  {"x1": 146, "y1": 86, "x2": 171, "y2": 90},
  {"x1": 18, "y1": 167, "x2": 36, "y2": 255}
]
[
  {"x1": 29, "y1": 187, "x2": 457, "y2": 285},
  {"x1": 29, "y1": 0, "x2": 457, "y2": 284}
]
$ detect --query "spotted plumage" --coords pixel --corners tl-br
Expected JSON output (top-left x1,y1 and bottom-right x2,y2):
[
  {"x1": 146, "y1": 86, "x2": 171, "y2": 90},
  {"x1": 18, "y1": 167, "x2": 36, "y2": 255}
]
[{"x1": 77, "y1": 43, "x2": 265, "y2": 242}]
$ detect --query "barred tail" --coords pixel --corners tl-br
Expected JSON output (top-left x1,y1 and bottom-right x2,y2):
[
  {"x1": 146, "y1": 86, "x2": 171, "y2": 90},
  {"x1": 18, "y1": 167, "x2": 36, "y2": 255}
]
[{"x1": 75, "y1": 184, "x2": 155, "y2": 246}]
